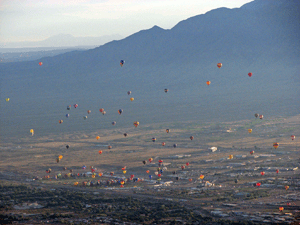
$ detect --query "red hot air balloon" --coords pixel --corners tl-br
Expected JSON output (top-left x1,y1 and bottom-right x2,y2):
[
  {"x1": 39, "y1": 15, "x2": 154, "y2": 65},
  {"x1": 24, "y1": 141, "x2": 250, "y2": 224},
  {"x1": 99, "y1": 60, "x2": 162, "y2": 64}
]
[
  {"x1": 256, "y1": 182, "x2": 261, "y2": 187},
  {"x1": 206, "y1": 81, "x2": 211, "y2": 86},
  {"x1": 248, "y1": 72, "x2": 252, "y2": 77},
  {"x1": 261, "y1": 171, "x2": 265, "y2": 176},
  {"x1": 186, "y1": 162, "x2": 190, "y2": 166},
  {"x1": 291, "y1": 135, "x2": 295, "y2": 140},
  {"x1": 39, "y1": 62, "x2": 43, "y2": 66},
  {"x1": 217, "y1": 63, "x2": 222, "y2": 68}
]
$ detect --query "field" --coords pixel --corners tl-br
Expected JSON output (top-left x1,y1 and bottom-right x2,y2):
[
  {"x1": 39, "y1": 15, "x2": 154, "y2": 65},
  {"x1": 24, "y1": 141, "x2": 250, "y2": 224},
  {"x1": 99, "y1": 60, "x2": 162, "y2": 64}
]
[{"x1": 0, "y1": 114, "x2": 299, "y2": 224}]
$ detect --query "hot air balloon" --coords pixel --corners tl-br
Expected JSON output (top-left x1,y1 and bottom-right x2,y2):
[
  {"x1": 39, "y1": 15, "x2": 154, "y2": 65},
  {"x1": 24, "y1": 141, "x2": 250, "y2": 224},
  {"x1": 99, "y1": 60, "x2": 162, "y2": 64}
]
[
  {"x1": 59, "y1": 120, "x2": 63, "y2": 124},
  {"x1": 190, "y1": 136, "x2": 194, "y2": 140},
  {"x1": 173, "y1": 144, "x2": 177, "y2": 148},
  {"x1": 259, "y1": 115, "x2": 263, "y2": 120},
  {"x1": 248, "y1": 129, "x2": 252, "y2": 134},
  {"x1": 30, "y1": 129, "x2": 34, "y2": 136},
  {"x1": 130, "y1": 174, "x2": 134, "y2": 179},
  {"x1": 99, "y1": 108, "x2": 104, "y2": 113},
  {"x1": 261, "y1": 171, "x2": 265, "y2": 176},
  {"x1": 118, "y1": 109, "x2": 123, "y2": 115},
  {"x1": 133, "y1": 121, "x2": 139, "y2": 127},
  {"x1": 110, "y1": 172, "x2": 114, "y2": 176},
  {"x1": 112, "y1": 121, "x2": 116, "y2": 125},
  {"x1": 127, "y1": 91, "x2": 131, "y2": 95},
  {"x1": 199, "y1": 175, "x2": 204, "y2": 180},
  {"x1": 124, "y1": 133, "x2": 128, "y2": 137},
  {"x1": 66, "y1": 145, "x2": 70, "y2": 149},
  {"x1": 87, "y1": 110, "x2": 91, "y2": 114},
  {"x1": 217, "y1": 63, "x2": 222, "y2": 68},
  {"x1": 120, "y1": 60, "x2": 125, "y2": 67},
  {"x1": 83, "y1": 116, "x2": 87, "y2": 120},
  {"x1": 82, "y1": 165, "x2": 86, "y2": 169},
  {"x1": 206, "y1": 81, "x2": 211, "y2": 86},
  {"x1": 254, "y1": 113, "x2": 259, "y2": 118},
  {"x1": 98, "y1": 150, "x2": 102, "y2": 154},
  {"x1": 74, "y1": 104, "x2": 78, "y2": 108},
  {"x1": 149, "y1": 158, "x2": 153, "y2": 163},
  {"x1": 229, "y1": 155, "x2": 233, "y2": 159},
  {"x1": 279, "y1": 207, "x2": 284, "y2": 212},
  {"x1": 162, "y1": 142, "x2": 166, "y2": 146},
  {"x1": 146, "y1": 170, "x2": 150, "y2": 173},
  {"x1": 149, "y1": 175, "x2": 152, "y2": 179},
  {"x1": 108, "y1": 146, "x2": 112, "y2": 149},
  {"x1": 66, "y1": 114, "x2": 69, "y2": 118},
  {"x1": 102, "y1": 111, "x2": 106, "y2": 115},
  {"x1": 5, "y1": 98, "x2": 9, "y2": 102},
  {"x1": 273, "y1": 142, "x2": 279, "y2": 149},
  {"x1": 39, "y1": 62, "x2": 43, "y2": 66},
  {"x1": 96, "y1": 136, "x2": 100, "y2": 140},
  {"x1": 181, "y1": 165, "x2": 185, "y2": 170},
  {"x1": 122, "y1": 167, "x2": 126, "y2": 170},
  {"x1": 186, "y1": 162, "x2": 190, "y2": 166},
  {"x1": 123, "y1": 170, "x2": 127, "y2": 174},
  {"x1": 67, "y1": 105, "x2": 71, "y2": 110},
  {"x1": 166, "y1": 129, "x2": 170, "y2": 133},
  {"x1": 250, "y1": 150, "x2": 254, "y2": 155},
  {"x1": 276, "y1": 169, "x2": 279, "y2": 174},
  {"x1": 248, "y1": 72, "x2": 252, "y2": 77},
  {"x1": 98, "y1": 172, "x2": 102, "y2": 176},
  {"x1": 291, "y1": 135, "x2": 295, "y2": 140},
  {"x1": 158, "y1": 159, "x2": 163, "y2": 164},
  {"x1": 285, "y1": 185, "x2": 289, "y2": 190},
  {"x1": 130, "y1": 97, "x2": 134, "y2": 101},
  {"x1": 256, "y1": 182, "x2": 261, "y2": 187},
  {"x1": 189, "y1": 178, "x2": 193, "y2": 182},
  {"x1": 164, "y1": 88, "x2": 168, "y2": 93},
  {"x1": 58, "y1": 155, "x2": 63, "y2": 160},
  {"x1": 142, "y1": 160, "x2": 147, "y2": 165},
  {"x1": 152, "y1": 137, "x2": 156, "y2": 142}
]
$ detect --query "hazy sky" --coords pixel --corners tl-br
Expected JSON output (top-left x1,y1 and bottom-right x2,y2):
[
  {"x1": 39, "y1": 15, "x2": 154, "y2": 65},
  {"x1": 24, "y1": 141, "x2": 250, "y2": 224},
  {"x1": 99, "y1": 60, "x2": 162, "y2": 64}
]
[{"x1": 0, "y1": 0, "x2": 253, "y2": 42}]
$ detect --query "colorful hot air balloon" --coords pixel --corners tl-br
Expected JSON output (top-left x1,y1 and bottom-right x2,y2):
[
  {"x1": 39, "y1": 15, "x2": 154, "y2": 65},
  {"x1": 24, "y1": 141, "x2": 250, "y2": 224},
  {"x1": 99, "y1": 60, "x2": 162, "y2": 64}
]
[
  {"x1": 96, "y1": 136, "x2": 100, "y2": 140},
  {"x1": 112, "y1": 121, "x2": 116, "y2": 125},
  {"x1": 152, "y1": 137, "x2": 156, "y2": 142},
  {"x1": 59, "y1": 120, "x2": 63, "y2": 124},
  {"x1": 206, "y1": 81, "x2": 211, "y2": 86},
  {"x1": 229, "y1": 155, "x2": 233, "y2": 159},
  {"x1": 276, "y1": 169, "x2": 279, "y2": 174},
  {"x1": 127, "y1": 91, "x2": 131, "y2": 95},
  {"x1": 118, "y1": 109, "x2": 123, "y2": 115},
  {"x1": 30, "y1": 129, "x2": 34, "y2": 136},
  {"x1": 39, "y1": 62, "x2": 43, "y2": 66},
  {"x1": 279, "y1": 207, "x2": 284, "y2": 212},
  {"x1": 166, "y1": 129, "x2": 170, "y2": 133},
  {"x1": 259, "y1": 115, "x2": 263, "y2": 120},
  {"x1": 58, "y1": 155, "x2": 63, "y2": 160},
  {"x1": 133, "y1": 121, "x2": 139, "y2": 127},
  {"x1": 248, "y1": 72, "x2": 252, "y2": 77},
  {"x1": 250, "y1": 150, "x2": 254, "y2": 155},
  {"x1": 256, "y1": 182, "x2": 261, "y2": 187},
  {"x1": 98, "y1": 150, "x2": 102, "y2": 154},
  {"x1": 149, "y1": 158, "x2": 153, "y2": 163},
  {"x1": 285, "y1": 185, "x2": 289, "y2": 190},
  {"x1": 74, "y1": 104, "x2": 78, "y2": 108},
  {"x1": 5, "y1": 98, "x2": 9, "y2": 102},
  {"x1": 123, "y1": 170, "x2": 127, "y2": 174},
  {"x1": 87, "y1": 110, "x2": 91, "y2": 114},
  {"x1": 67, "y1": 105, "x2": 71, "y2": 110},
  {"x1": 130, "y1": 97, "x2": 134, "y2": 101},
  {"x1": 248, "y1": 129, "x2": 252, "y2": 134},
  {"x1": 217, "y1": 63, "x2": 222, "y2": 68},
  {"x1": 146, "y1": 170, "x2": 150, "y2": 173},
  {"x1": 254, "y1": 113, "x2": 259, "y2": 118},
  {"x1": 66, "y1": 114, "x2": 70, "y2": 118},
  {"x1": 164, "y1": 88, "x2": 168, "y2": 93},
  {"x1": 291, "y1": 135, "x2": 295, "y2": 140},
  {"x1": 99, "y1": 108, "x2": 104, "y2": 113},
  {"x1": 108, "y1": 145, "x2": 112, "y2": 149},
  {"x1": 190, "y1": 136, "x2": 194, "y2": 140},
  {"x1": 273, "y1": 142, "x2": 279, "y2": 149},
  {"x1": 199, "y1": 175, "x2": 204, "y2": 180},
  {"x1": 162, "y1": 142, "x2": 166, "y2": 146},
  {"x1": 120, "y1": 60, "x2": 125, "y2": 67},
  {"x1": 261, "y1": 171, "x2": 265, "y2": 176}
]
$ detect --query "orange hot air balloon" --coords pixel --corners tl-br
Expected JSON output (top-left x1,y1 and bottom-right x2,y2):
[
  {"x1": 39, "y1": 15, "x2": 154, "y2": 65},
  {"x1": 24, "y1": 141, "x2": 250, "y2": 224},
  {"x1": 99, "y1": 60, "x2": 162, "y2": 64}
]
[
  {"x1": 229, "y1": 155, "x2": 233, "y2": 159},
  {"x1": 98, "y1": 150, "x2": 102, "y2": 154},
  {"x1": 130, "y1": 97, "x2": 134, "y2": 101},
  {"x1": 122, "y1": 167, "x2": 126, "y2": 170},
  {"x1": 133, "y1": 121, "x2": 139, "y2": 127},
  {"x1": 206, "y1": 81, "x2": 211, "y2": 86},
  {"x1": 121, "y1": 181, "x2": 125, "y2": 185},
  {"x1": 279, "y1": 207, "x2": 284, "y2": 212},
  {"x1": 98, "y1": 173, "x2": 103, "y2": 176},
  {"x1": 189, "y1": 178, "x2": 193, "y2": 182},
  {"x1": 123, "y1": 170, "x2": 127, "y2": 174},
  {"x1": 291, "y1": 135, "x2": 295, "y2": 140},
  {"x1": 146, "y1": 170, "x2": 150, "y2": 173},
  {"x1": 217, "y1": 63, "x2": 222, "y2": 68},
  {"x1": 166, "y1": 129, "x2": 170, "y2": 133},
  {"x1": 248, "y1": 129, "x2": 252, "y2": 134},
  {"x1": 273, "y1": 142, "x2": 279, "y2": 149},
  {"x1": 96, "y1": 136, "x2": 100, "y2": 140},
  {"x1": 199, "y1": 175, "x2": 204, "y2": 180},
  {"x1": 285, "y1": 186, "x2": 289, "y2": 190},
  {"x1": 261, "y1": 171, "x2": 265, "y2": 176},
  {"x1": 39, "y1": 62, "x2": 43, "y2": 66},
  {"x1": 248, "y1": 72, "x2": 252, "y2": 77},
  {"x1": 58, "y1": 155, "x2": 63, "y2": 160},
  {"x1": 162, "y1": 142, "x2": 166, "y2": 146},
  {"x1": 190, "y1": 136, "x2": 194, "y2": 140}
]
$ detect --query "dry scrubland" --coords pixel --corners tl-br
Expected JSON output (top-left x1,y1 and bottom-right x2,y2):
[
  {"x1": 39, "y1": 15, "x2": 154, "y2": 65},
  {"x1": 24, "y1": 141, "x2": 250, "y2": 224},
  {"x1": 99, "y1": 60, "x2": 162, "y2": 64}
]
[{"x1": 0, "y1": 115, "x2": 300, "y2": 224}]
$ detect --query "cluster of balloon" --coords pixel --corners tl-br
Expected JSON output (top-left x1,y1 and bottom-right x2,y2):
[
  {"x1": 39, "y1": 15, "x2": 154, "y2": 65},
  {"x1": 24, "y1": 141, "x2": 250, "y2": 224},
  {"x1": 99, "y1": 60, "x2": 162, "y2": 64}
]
[{"x1": 273, "y1": 142, "x2": 279, "y2": 149}]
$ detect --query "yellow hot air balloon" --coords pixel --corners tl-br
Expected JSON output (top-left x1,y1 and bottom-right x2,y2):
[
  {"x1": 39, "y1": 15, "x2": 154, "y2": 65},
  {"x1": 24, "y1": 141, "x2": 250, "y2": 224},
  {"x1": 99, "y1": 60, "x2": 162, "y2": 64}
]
[
  {"x1": 130, "y1": 97, "x2": 134, "y2": 101},
  {"x1": 123, "y1": 170, "x2": 127, "y2": 174},
  {"x1": 98, "y1": 172, "x2": 103, "y2": 176},
  {"x1": 74, "y1": 182, "x2": 79, "y2": 186},
  {"x1": 285, "y1": 185, "x2": 289, "y2": 190},
  {"x1": 199, "y1": 175, "x2": 204, "y2": 180},
  {"x1": 92, "y1": 174, "x2": 95, "y2": 178},
  {"x1": 58, "y1": 155, "x2": 63, "y2": 160},
  {"x1": 248, "y1": 129, "x2": 252, "y2": 134},
  {"x1": 6, "y1": 98, "x2": 10, "y2": 102},
  {"x1": 273, "y1": 142, "x2": 279, "y2": 149},
  {"x1": 229, "y1": 155, "x2": 233, "y2": 159},
  {"x1": 30, "y1": 129, "x2": 34, "y2": 136}
]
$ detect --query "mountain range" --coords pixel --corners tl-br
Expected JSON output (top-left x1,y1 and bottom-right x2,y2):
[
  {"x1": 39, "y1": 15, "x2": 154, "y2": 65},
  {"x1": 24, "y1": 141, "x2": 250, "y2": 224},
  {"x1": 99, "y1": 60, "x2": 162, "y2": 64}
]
[{"x1": 0, "y1": 0, "x2": 299, "y2": 140}]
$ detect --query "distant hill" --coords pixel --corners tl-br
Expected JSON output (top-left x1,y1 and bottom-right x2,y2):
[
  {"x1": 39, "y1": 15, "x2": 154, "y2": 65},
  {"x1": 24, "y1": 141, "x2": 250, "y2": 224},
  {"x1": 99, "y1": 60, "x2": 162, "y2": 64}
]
[
  {"x1": 0, "y1": 33, "x2": 123, "y2": 49},
  {"x1": 0, "y1": 0, "x2": 299, "y2": 140}
]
